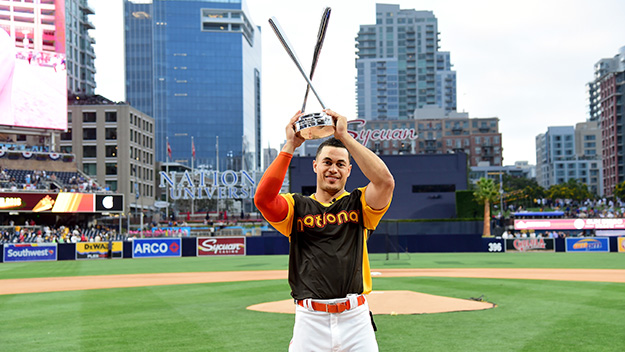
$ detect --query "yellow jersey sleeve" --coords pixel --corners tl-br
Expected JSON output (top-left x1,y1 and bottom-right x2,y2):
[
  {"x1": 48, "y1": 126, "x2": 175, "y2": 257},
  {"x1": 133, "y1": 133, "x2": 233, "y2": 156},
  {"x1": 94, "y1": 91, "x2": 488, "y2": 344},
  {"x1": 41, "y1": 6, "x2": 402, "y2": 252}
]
[
  {"x1": 266, "y1": 193, "x2": 295, "y2": 238},
  {"x1": 359, "y1": 186, "x2": 391, "y2": 230}
]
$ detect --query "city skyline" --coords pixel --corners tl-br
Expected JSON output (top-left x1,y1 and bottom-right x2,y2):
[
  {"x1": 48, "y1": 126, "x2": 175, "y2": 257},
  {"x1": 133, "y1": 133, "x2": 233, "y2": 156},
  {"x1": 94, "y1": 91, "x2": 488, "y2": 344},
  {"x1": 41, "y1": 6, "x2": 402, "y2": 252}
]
[{"x1": 92, "y1": 0, "x2": 625, "y2": 166}]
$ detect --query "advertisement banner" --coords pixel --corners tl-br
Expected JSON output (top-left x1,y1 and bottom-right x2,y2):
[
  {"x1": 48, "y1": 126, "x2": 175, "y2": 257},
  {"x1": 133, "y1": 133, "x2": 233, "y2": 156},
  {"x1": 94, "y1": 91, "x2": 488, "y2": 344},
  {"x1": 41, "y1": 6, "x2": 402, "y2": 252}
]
[
  {"x1": 0, "y1": 192, "x2": 123, "y2": 213},
  {"x1": 515, "y1": 218, "x2": 625, "y2": 231},
  {"x1": 565, "y1": 237, "x2": 610, "y2": 252},
  {"x1": 619, "y1": 237, "x2": 625, "y2": 253},
  {"x1": 3, "y1": 243, "x2": 57, "y2": 262},
  {"x1": 132, "y1": 238, "x2": 181, "y2": 258},
  {"x1": 197, "y1": 237, "x2": 246, "y2": 256},
  {"x1": 76, "y1": 242, "x2": 123, "y2": 260},
  {"x1": 505, "y1": 238, "x2": 555, "y2": 252}
]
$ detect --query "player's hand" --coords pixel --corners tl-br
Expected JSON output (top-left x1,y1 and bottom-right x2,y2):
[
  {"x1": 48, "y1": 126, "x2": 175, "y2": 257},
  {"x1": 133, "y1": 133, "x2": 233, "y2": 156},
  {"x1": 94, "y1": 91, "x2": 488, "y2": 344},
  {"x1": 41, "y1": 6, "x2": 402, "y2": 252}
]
[
  {"x1": 284, "y1": 111, "x2": 305, "y2": 152},
  {"x1": 324, "y1": 109, "x2": 349, "y2": 141}
]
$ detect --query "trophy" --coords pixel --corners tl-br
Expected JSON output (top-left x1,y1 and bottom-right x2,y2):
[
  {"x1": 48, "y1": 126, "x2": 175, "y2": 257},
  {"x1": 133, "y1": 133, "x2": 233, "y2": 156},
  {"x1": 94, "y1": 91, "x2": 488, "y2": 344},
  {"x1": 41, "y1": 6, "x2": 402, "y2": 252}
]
[{"x1": 269, "y1": 8, "x2": 335, "y2": 140}]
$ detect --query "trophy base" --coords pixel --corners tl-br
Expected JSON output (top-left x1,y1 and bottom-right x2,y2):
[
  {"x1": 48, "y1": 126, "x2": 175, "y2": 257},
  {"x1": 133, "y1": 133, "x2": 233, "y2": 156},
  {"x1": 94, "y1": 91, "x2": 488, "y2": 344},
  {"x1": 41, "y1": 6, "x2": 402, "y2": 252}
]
[{"x1": 295, "y1": 112, "x2": 335, "y2": 140}]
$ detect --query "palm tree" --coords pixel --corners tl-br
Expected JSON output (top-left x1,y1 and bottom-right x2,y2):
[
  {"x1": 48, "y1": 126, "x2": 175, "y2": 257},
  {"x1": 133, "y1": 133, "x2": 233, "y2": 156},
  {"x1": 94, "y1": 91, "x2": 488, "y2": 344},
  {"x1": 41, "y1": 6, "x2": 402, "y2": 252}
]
[{"x1": 474, "y1": 177, "x2": 500, "y2": 237}]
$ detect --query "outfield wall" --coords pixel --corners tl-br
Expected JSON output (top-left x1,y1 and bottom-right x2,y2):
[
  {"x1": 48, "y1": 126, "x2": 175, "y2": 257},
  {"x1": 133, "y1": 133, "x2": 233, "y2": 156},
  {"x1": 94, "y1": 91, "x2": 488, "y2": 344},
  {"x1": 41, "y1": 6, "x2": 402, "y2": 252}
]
[{"x1": 1, "y1": 235, "x2": 623, "y2": 262}]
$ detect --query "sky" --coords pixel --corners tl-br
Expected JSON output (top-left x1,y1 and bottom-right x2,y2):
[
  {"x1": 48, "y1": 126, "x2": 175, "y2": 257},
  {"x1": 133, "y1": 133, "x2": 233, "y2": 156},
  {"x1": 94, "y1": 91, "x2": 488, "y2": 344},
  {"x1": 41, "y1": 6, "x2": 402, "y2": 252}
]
[{"x1": 91, "y1": 0, "x2": 625, "y2": 165}]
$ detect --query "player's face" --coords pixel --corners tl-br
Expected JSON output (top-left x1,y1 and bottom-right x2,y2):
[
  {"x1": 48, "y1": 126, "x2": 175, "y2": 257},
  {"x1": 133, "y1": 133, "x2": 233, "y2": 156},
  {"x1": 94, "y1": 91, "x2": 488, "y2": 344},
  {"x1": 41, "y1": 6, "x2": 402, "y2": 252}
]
[{"x1": 313, "y1": 146, "x2": 352, "y2": 195}]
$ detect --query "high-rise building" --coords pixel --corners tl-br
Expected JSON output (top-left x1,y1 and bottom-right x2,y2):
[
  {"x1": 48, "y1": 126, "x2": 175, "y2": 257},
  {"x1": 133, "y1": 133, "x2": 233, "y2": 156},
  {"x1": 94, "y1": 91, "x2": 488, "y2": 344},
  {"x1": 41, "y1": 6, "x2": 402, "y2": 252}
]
[
  {"x1": 587, "y1": 46, "x2": 625, "y2": 196},
  {"x1": 355, "y1": 3, "x2": 456, "y2": 120},
  {"x1": 124, "y1": 0, "x2": 261, "y2": 172},
  {"x1": 65, "y1": 0, "x2": 97, "y2": 95},
  {"x1": 535, "y1": 124, "x2": 603, "y2": 195}
]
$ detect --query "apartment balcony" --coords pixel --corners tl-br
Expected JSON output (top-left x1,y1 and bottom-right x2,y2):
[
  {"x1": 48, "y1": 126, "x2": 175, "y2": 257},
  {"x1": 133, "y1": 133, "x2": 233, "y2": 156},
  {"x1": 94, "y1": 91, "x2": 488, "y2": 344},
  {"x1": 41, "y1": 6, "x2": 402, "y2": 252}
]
[{"x1": 82, "y1": 19, "x2": 95, "y2": 30}]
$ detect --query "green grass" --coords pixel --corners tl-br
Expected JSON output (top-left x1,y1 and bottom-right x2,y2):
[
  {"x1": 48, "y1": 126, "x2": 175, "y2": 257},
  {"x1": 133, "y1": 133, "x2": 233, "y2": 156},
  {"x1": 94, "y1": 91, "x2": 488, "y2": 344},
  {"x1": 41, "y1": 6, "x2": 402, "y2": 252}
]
[{"x1": 1, "y1": 253, "x2": 624, "y2": 351}]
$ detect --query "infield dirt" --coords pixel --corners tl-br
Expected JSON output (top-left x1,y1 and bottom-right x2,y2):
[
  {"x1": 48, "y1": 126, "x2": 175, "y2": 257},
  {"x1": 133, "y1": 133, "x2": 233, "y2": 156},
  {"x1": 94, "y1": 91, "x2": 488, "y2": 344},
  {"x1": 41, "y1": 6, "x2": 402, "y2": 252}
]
[{"x1": 2, "y1": 268, "x2": 623, "y2": 315}]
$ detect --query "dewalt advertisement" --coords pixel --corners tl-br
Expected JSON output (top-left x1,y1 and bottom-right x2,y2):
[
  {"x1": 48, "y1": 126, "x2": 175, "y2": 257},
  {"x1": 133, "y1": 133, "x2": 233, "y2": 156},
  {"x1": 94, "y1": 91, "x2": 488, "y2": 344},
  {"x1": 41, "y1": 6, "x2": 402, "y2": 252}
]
[{"x1": 75, "y1": 242, "x2": 123, "y2": 259}]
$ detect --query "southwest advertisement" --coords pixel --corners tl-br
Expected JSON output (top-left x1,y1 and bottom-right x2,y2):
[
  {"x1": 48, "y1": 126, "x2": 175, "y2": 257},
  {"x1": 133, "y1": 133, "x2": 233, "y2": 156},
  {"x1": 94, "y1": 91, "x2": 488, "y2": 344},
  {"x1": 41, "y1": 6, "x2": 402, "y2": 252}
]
[
  {"x1": 132, "y1": 238, "x2": 181, "y2": 258},
  {"x1": 565, "y1": 237, "x2": 610, "y2": 252},
  {"x1": 3, "y1": 243, "x2": 57, "y2": 262},
  {"x1": 76, "y1": 242, "x2": 123, "y2": 260},
  {"x1": 197, "y1": 237, "x2": 246, "y2": 256}
]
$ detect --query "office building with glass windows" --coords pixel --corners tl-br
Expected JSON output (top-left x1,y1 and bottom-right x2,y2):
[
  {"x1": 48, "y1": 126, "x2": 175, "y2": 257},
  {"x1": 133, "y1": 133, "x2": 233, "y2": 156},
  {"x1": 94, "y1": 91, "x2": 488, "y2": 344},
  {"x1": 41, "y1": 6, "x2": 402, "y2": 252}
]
[
  {"x1": 124, "y1": 0, "x2": 261, "y2": 171},
  {"x1": 65, "y1": 0, "x2": 97, "y2": 95},
  {"x1": 355, "y1": 3, "x2": 456, "y2": 120}
]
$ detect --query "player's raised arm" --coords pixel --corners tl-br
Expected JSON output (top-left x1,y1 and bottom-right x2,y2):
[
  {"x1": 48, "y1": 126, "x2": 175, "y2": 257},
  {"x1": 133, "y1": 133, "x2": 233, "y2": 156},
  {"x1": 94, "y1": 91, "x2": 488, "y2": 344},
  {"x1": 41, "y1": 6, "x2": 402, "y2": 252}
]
[
  {"x1": 254, "y1": 112, "x2": 305, "y2": 222},
  {"x1": 325, "y1": 109, "x2": 395, "y2": 210}
]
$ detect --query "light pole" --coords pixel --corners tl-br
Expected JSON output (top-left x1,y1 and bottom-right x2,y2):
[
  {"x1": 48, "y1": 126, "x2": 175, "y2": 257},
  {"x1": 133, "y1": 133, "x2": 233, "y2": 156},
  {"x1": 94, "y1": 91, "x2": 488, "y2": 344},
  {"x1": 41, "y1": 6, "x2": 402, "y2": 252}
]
[
  {"x1": 499, "y1": 171, "x2": 504, "y2": 216},
  {"x1": 171, "y1": 133, "x2": 197, "y2": 218}
]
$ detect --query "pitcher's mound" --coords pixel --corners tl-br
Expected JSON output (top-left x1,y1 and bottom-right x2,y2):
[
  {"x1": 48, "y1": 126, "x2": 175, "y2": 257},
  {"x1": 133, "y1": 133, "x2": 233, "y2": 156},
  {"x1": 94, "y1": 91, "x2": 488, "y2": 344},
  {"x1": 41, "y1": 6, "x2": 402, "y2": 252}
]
[{"x1": 247, "y1": 290, "x2": 496, "y2": 315}]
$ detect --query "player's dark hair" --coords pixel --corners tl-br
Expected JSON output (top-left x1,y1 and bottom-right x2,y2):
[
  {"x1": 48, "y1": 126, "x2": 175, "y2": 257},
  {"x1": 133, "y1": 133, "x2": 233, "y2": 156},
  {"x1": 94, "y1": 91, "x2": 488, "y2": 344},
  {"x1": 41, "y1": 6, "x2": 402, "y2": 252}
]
[{"x1": 315, "y1": 137, "x2": 351, "y2": 162}]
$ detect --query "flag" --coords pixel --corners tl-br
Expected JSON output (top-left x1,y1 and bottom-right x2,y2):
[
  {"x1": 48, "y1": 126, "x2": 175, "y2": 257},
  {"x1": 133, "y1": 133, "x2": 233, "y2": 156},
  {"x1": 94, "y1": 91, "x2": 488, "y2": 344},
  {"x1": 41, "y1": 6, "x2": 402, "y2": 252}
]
[
  {"x1": 167, "y1": 141, "x2": 172, "y2": 159},
  {"x1": 192, "y1": 138, "x2": 196, "y2": 158}
]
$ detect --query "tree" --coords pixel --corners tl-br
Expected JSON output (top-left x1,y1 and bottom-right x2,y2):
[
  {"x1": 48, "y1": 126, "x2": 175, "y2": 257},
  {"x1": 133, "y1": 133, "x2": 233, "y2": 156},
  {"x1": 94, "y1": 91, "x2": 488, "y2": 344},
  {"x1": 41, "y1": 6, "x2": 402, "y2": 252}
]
[
  {"x1": 546, "y1": 179, "x2": 592, "y2": 202},
  {"x1": 613, "y1": 181, "x2": 625, "y2": 201},
  {"x1": 474, "y1": 177, "x2": 500, "y2": 237},
  {"x1": 502, "y1": 174, "x2": 545, "y2": 209}
]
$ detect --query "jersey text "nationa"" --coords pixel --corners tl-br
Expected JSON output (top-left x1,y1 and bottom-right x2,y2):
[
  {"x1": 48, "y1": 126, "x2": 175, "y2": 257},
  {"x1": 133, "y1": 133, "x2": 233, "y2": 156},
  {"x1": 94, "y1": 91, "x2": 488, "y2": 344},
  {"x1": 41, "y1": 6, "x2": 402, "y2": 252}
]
[{"x1": 296, "y1": 210, "x2": 360, "y2": 232}]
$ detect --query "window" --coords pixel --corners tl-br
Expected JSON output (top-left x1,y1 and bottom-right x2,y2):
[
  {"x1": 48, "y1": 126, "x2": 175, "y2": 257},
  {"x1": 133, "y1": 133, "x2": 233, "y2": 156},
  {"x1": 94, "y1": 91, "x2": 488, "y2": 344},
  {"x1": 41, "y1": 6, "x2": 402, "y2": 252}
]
[
  {"x1": 105, "y1": 163, "x2": 117, "y2": 175},
  {"x1": 83, "y1": 112, "x2": 96, "y2": 123},
  {"x1": 83, "y1": 128, "x2": 96, "y2": 140},
  {"x1": 106, "y1": 146, "x2": 117, "y2": 157},
  {"x1": 83, "y1": 163, "x2": 96, "y2": 176},
  {"x1": 105, "y1": 111, "x2": 117, "y2": 122},
  {"x1": 105, "y1": 181, "x2": 117, "y2": 192},
  {"x1": 105, "y1": 128, "x2": 117, "y2": 140},
  {"x1": 60, "y1": 146, "x2": 72, "y2": 153},
  {"x1": 83, "y1": 146, "x2": 97, "y2": 157},
  {"x1": 61, "y1": 129, "x2": 72, "y2": 140}
]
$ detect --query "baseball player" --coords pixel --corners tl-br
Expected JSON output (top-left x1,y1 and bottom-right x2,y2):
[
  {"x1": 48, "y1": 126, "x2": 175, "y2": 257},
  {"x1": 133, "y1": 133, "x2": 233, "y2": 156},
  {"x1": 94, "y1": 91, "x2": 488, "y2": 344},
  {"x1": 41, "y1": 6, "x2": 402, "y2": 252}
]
[{"x1": 254, "y1": 109, "x2": 394, "y2": 351}]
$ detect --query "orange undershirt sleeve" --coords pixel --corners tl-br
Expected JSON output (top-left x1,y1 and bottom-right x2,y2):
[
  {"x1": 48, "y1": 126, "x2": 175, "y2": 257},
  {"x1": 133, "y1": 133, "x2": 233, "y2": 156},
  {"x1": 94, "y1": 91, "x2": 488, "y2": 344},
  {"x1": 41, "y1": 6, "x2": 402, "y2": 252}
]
[{"x1": 254, "y1": 152, "x2": 292, "y2": 222}]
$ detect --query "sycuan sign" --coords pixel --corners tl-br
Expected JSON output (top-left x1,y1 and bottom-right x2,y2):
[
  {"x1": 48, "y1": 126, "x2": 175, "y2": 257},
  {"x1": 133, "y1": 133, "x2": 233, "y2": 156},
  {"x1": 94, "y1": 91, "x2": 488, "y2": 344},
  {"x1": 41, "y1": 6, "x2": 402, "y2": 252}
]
[{"x1": 347, "y1": 119, "x2": 418, "y2": 147}]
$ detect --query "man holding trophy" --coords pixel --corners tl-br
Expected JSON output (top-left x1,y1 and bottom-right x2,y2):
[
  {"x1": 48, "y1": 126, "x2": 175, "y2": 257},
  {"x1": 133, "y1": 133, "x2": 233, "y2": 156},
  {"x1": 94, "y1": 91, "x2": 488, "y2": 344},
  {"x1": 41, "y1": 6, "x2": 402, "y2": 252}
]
[
  {"x1": 255, "y1": 10, "x2": 395, "y2": 351},
  {"x1": 255, "y1": 107, "x2": 394, "y2": 351}
]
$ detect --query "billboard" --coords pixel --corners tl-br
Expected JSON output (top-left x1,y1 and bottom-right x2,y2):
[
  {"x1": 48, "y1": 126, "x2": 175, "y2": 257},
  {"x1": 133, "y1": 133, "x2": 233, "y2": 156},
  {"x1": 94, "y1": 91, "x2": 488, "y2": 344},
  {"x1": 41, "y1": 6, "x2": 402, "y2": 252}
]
[
  {"x1": 565, "y1": 237, "x2": 610, "y2": 252},
  {"x1": 515, "y1": 218, "x2": 625, "y2": 231},
  {"x1": 197, "y1": 237, "x2": 246, "y2": 256},
  {"x1": 3, "y1": 243, "x2": 57, "y2": 262},
  {"x1": 619, "y1": 238, "x2": 625, "y2": 253},
  {"x1": 132, "y1": 238, "x2": 182, "y2": 258},
  {"x1": 0, "y1": 0, "x2": 67, "y2": 130},
  {"x1": 76, "y1": 242, "x2": 123, "y2": 260},
  {"x1": 505, "y1": 238, "x2": 555, "y2": 252},
  {"x1": 0, "y1": 192, "x2": 124, "y2": 213}
]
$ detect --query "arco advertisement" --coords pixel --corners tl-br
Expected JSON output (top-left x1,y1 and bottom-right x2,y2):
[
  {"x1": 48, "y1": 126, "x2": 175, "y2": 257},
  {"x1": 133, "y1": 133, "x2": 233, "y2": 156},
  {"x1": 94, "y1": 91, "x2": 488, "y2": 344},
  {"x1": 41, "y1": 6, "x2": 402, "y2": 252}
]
[{"x1": 132, "y1": 238, "x2": 181, "y2": 258}]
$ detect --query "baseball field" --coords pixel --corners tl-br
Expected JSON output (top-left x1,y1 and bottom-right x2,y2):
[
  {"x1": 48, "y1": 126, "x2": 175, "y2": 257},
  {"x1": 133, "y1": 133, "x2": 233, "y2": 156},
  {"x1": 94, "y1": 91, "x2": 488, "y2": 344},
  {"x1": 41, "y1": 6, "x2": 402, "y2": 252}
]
[{"x1": 1, "y1": 252, "x2": 624, "y2": 351}]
